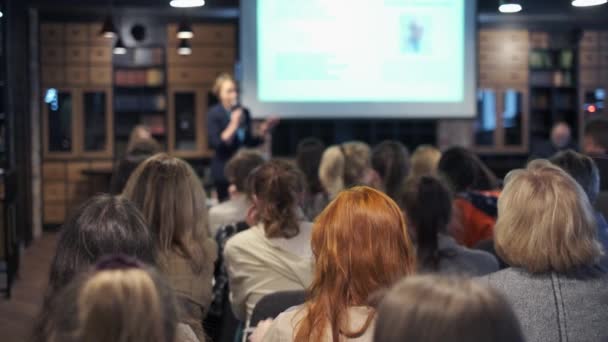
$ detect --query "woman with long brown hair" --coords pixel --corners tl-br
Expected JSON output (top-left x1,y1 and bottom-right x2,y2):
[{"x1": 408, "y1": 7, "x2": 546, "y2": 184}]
[
  {"x1": 123, "y1": 154, "x2": 217, "y2": 341},
  {"x1": 258, "y1": 186, "x2": 416, "y2": 342}
]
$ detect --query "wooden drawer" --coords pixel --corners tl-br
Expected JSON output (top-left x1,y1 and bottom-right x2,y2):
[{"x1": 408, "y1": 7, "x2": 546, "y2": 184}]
[
  {"x1": 89, "y1": 67, "x2": 112, "y2": 85},
  {"x1": 65, "y1": 46, "x2": 89, "y2": 65},
  {"x1": 167, "y1": 46, "x2": 235, "y2": 66},
  {"x1": 65, "y1": 23, "x2": 89, "y2": 44},
  {"x1": 44, "y1": 202, "x2": 66, "y2": 224},
  {"x1": 168, "y1": 67, "x2": 229, "y2": 85},
  {"x1": 41, "y1": 67, "x2": 66, "y2": 85},
  {"x1": 41, "y1": 46, "x2": 65, "y2": 65},
  {"x1": 600, "y1": 51, "x2": 608, "y2": 68},
  {"x1": 89, "y1": 22, "x2": 113, "y2": 46},
  {"x1": 167, "y1": 24, "x2": 236, "y2": 46},
  {"x1": 43, "y1": 162, "x2": 66, "y2": 181},
  {"x1": 580, "y1": 31, "x2": 599, "y2": 49},
  {"x1": 65, "y1": 67, "x2": 89, "y2": 85},
  {"x1": 580, "y1": 68, "x2": 600, "y2": 86},
  {"x1": 600, "y1": 31, "x2": 608, "y2": 47},
  {"x1": 41, "y1": 23, "x2": 64, "y2": 44},
  {"x1": 89, "y1": 46, "x2": 112, "y2": 64},
  {"x1": 67, "y1": 181, "x2": 90, "y2": 202},
  {"x1": 91, "y1": 161, "x2": 113, "y2": 169},
  {"x1": 44, "y1": 182, "x2": 67, "y2": 202},
  {"x1": 67, "y1": 162, "x2": 90, "y2": 182},
  {"x1": 579, "y1": 51, "x2": 600, "y2": 68}
]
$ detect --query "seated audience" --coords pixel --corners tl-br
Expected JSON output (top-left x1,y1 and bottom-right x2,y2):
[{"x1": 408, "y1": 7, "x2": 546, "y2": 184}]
[
  {"x1": 531, "y1": 121, "x2": 577, "y2": 159},
  {"x1": 40, "y1": 256, "x2": 198, "y2": 342},
  {"x1": 319, "y1": 141, "x2": 378, "y2": 199},
  {"x1": 255, "y1": 186, "x2": 416, "y2": 342},
  {"x1": 296, "y1": 137, "x2": 329, "y2": 220},
  {"x1": 400, "y1": 176, "x2": 498, "y2": 276},
  {"x1": 371, "y1": 140, "x2": 410, "y2": 204},
  {"x1": 208, "y1": 150, "x2": 265, "y2": 237},
  {"x1": 374, "y1": 275, "x2": 524, "y2": 342},
  {"x1": 549, "y1": 150, "x2": 608, "y2": 259},
  {"x1": 438, "y1": 147, "x2": 500, "y2": 247},
  {"x1": 406, "y1": 144, "x2": 441, "y2": 181},
  {"x1": 32, "y1": 195, "x2": 157, "y2": 342},
  {"x1": 123, "y1": 154, "x2": 218, "y2": 340},
  {"x1": 109, "y1": 137, "x2": 161, "y2": 194},
  {"x1": 224, "y1": 160, "x2": 313, "y2": 324},
  {"x1": 583, "y1": 117, "x2": 608, "y2": 191},
  {"x1": 482, "y1": 160, "x2": 608, "y2": 342}
]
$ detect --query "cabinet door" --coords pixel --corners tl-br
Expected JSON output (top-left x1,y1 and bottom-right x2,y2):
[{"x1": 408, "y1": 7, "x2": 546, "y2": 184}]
[
  {"x1": 80, "y1": 88, "x2": 113, "y2": 157},
  {"x1": 43, "y1": 88, "x2": 78, "y2": 158},
  {"x1": 167, "y1": 87, "x2": 210, "y2": 158},
  {"x1": 501, "y1": 88, "x2": 528, "y2": 150},
  {"x1": 474, "y1": 88, "x2": 498, "y2": 149}
]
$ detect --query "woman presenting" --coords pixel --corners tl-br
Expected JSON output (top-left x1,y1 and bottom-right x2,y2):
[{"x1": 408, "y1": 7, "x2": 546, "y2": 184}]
[{"x1": 207, "y1": 73, "x2": 279, "y2": 202}]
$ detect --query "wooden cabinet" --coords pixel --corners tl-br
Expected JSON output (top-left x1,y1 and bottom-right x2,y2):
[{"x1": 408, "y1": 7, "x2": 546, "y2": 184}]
[
  {"x1": 65, "y1": 46, "x2": 89, "y2": 65},
  {"x1": 167, "y1": 23, "x2": 236, "y2": 46},
  {"x1": 167, "y1": 87, "x2": 213, "y2": 158},
  {"x1": 42, "y1": 88, "x2": 77, "y2": 158},
  {"x1": 40, "y1": 23, "x2": 65, "y2": 44}
]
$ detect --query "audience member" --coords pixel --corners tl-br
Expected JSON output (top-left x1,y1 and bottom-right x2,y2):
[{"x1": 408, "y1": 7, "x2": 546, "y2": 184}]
[
  {"x1": 296, "y1": 137, "x2": 329, "y2": 220},
  {"x1": 374, "y1": 276, "x2": 524, "y2": 342},
  {"x1": 123, "y1": 154, "x2": 217, "y2": 340},
  {"x1": 33, "y1": 195, "x2": 157, "y2": 342},
  {"x1": 550, "y1": 150, "x2": 608, "y2": 258},
  {"x1": 319, "y1": 141, "x2": 378, "y2": 199},
  {"x1": 40, "y1": 256, "x2": 192, "y2": 342},
  {"x1": 257, "y1": 186, "x2": 416, "y2": 342},
  {"x1": 583, "y1": 117, "x2": 608, "y2": 191},
  {"x1": 482, "y1": 160, "x2": 608, "y2": 342},
  {"x1": 438, "y1": 147, "x2": 500, "y2": 247},
  {"x1": 371, "y1": 140, "x2": 410, "y2": 204},
  {"x1": 406, "y1": 145, "x2": 441, "y2": 181},
  {"x1": 400, "y1": 176, "x2": 498, "y2": 276},
  {"x1": 125, "y1": 124, "x2": 154, "y2": 154},
  {"x1": 208, "y1": 150, "x2": 265, "y2": 237},
  {"x1": 531, "y1": 121, "x2": 577, "y2": 158},
  {"x1": 223, "y1": 160, "x2": 313, "y2": 325},
  {"x1": 109, "y1": 138, "x2": 161, "y2": 194}
]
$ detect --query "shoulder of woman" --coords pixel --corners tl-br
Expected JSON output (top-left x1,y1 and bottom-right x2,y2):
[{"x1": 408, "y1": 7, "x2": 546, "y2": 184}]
[{"x1": 263, "y1": 305, "x2": 307, "y2": 341}]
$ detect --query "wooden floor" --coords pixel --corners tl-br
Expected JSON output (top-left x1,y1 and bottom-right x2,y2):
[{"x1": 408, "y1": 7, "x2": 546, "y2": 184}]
[{"x1": 0, "y1": 233, "x2": 57, "y2": 341}]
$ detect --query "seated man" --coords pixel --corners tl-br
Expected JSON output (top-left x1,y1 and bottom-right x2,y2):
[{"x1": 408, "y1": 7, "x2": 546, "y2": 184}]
[
  {"x1": 531, "y1": 121, "x2": 577, "y2": 159},
  {"x1": 208, "y1": 150, "x2": 265, "y2": 237}
]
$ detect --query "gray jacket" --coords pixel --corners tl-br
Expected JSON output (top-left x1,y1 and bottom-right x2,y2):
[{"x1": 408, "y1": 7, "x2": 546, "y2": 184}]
[
  {"x1": 481, "y1": 267, "x2": 608, "y2": 342},
  {"x1": 418, "y1": 234, "x2": 499, "y2": 276}
]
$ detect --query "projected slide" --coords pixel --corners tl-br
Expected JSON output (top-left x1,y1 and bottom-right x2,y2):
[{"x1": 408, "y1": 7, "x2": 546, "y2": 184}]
[{"x1": 240, "y1": 0, "x2": 476, "y2": 118}]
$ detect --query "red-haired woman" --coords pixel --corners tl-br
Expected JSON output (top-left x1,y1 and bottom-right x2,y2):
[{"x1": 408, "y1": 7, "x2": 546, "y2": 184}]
[{"x1": 253, "y1": 186, "x2": 416, "y2": 342}]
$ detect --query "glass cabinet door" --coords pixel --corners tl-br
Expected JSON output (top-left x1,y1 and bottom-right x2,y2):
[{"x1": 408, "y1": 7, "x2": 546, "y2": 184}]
[
  {"x1": 45, "y1": 88, "x2": 75, "y2": 155},
  {"x1": 475, "y1": 88, "x2": 497, "y2": 147},
  {"x1": 503, "y1": 89, "x2": 524, "y2": 146},
  {"x1": 174, "y1": 92, "x2": 197, "y2": 151},
  {"x1": 83, "y1": 91, "x2": 108, "y2": 153}
]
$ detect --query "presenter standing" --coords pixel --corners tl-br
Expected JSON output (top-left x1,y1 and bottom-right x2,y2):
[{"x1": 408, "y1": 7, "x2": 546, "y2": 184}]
[{"x1": 207, "y1": 73, "x2": 279, "y2": 202}]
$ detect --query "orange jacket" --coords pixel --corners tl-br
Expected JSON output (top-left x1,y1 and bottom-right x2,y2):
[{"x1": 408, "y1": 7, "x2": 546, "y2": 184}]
[{"x1": 449, "y1": 191, "x2": 500, "y2": 248}]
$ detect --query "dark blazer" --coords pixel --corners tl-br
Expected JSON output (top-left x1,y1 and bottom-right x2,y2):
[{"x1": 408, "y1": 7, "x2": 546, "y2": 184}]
[{"x1": 207, "y1": 104, "x2": 263, "y2": 182}]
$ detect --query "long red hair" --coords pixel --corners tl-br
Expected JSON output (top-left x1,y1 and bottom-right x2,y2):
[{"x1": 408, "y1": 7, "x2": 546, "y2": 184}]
[{"x1": 294, "y1": 186, "x2": 416, "y2": 342}]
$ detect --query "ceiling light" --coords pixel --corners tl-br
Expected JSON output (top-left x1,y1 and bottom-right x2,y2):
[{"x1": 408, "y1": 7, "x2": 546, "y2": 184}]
[
  {"x1": 100, "y1": 15, "x2": 117, "y2": 38},
  {"x1": 113, "y1": 36, "x2": 127, "y2": 55},
  {"x1": 177, "y1": 21, "x2": 193, "y2": 39},
  {"x1": 169, "y1": 0, "x2": 205, "y2": 8},
  {"x1": 0, "y1": 11, "x2": 3, "y2": 18},
  {"x1": 499, "y1": 1, "x2": 522, "y2": 13},
  {"x1": 178, "y1": 39, "x2": 192, "y2": 55},
  {"x1": 572, "y1": 0, "x2": 607, "y2": 6}
]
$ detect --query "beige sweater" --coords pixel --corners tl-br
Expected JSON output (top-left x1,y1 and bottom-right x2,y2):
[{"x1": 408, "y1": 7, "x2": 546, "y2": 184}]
[{"x1": 224, "y1": 222, "x2": 314, "y2": 323}]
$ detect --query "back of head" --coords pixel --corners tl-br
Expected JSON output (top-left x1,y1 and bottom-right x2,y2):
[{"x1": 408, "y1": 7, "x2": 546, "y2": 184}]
[
  {"x1": 122, "y1": 153, "x2": 209, "y2": 272},
  {"x1": 47, "y1": 261, "x2": 177, "y2": 342},
  {"x1": 495, "y1": 160, "x2": 602, "y2": 273},
  {"x1": 371, "y1": 140, "x2": 410, "y2": 201},
  {"x1": 549, "y1": 149, "x2": 600, "y2": 204},
  {"x1": 400, "y1": 176, "x2": 452, "y2": 270},
  {"x1": 296, "y1": 137, "x2": 326, "y2": 195},
  {"x1": 295, "y1": 186, "x2": 416, "y2": 342},
  {"x1": 247, "y1": 159, "x2": 305, "y2": 239},
  {"x1": 438, "y1": 147, "x2": 497, "y2": 193},
  {"x1": 110, "y1": 139, "x2": 161, "y2": 194},
  {"x1": 48, "y1": 195, "x2": 156, "y2": 296},
  {"x1": 224, "y1": 150, "x2": 265, "y2": 193},
  {"x1": 584, "y1": 117, "x2": 608, "y2": 154},
  {"x1": 409, "y1": 145, "x2": 441, "y2": 179},
  {"x1": 374, "y1": 276, "x2": 525, "y2": 342},
  {"x1": 126, "y1": 125, "x2": 156, "y2": 154},
  {"x1": 319, "y1": 145, "x2": 345, "y2": 198},
  {"x1": 342, "y1": 141, "x2": 372, "y2": 188}
]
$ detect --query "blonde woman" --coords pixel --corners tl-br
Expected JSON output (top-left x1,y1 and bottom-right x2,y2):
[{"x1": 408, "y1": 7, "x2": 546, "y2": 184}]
[
  {"x1": 374, "y1": 276, "x2": 524, "y2": 342},
  {"x1": 481, "y1": 160, "x2": 608, "y2": 342},
  {"x1": 123, "y1": 154, "x2": 217, "y2": 341},
  {"x1": 406, "y1": 145, "x2": 441, "y2": 181},
  {"x1": 207, "y1": 73, "x2": 279, "y2": 201}
]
